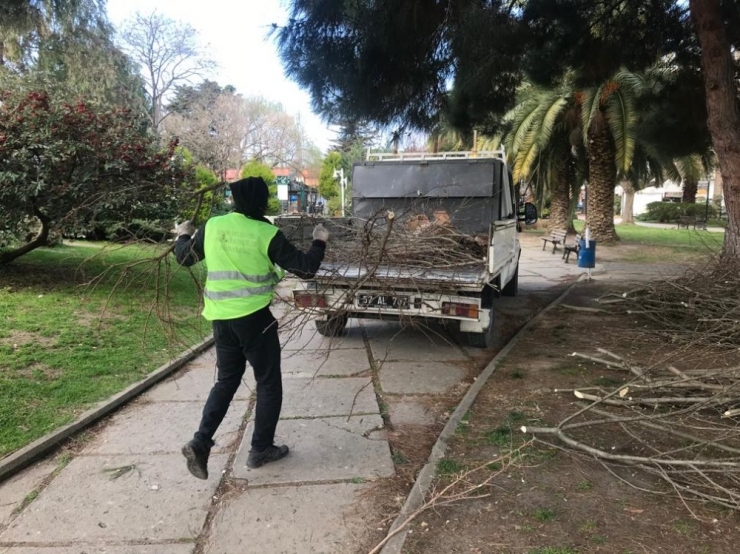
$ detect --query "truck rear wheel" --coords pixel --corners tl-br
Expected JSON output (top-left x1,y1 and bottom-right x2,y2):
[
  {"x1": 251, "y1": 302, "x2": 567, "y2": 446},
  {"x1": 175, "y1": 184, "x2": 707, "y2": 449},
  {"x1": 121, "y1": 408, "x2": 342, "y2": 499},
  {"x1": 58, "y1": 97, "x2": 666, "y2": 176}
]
[
  {"x1": 315, "y1": 313, "x2": 348, "y2": 337},
  {"x1": 464, "y1": 320, "x2": 495, "y2": 348}
]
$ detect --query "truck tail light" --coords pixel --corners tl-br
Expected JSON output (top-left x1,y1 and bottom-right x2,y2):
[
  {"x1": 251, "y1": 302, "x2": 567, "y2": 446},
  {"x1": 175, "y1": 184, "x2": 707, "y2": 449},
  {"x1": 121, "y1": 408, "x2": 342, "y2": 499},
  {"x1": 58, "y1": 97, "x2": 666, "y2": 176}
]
[
  {"x1": 441, "y1": 302, "x2": 479, "y2": 319},
  {"x1": 294, "y1": 292, "x2": 327, "y2": 308}
]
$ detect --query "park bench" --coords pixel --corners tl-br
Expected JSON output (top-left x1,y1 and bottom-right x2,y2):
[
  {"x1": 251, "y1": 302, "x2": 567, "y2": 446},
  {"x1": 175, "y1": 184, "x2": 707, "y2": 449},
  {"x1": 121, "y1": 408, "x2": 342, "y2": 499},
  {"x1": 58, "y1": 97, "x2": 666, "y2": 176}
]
[
  {"x1": 677, "y1": 216, "x2": 708, "y2": 230},
  {"x1": 562, "y1": 233, "x2": 581, "y2": 264},
  {"x1": 677, "y1": 215, "x2": 694, "y2": 229},
  {"x1": 541, "y1": 229, "x2": 567, "y2": 253}
]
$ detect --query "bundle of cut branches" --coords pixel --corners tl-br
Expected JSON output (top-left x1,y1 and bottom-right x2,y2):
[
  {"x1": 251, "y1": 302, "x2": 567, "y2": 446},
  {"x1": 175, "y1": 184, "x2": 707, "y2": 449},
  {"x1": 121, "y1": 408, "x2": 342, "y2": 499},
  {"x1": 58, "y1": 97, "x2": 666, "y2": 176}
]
[
  {"x1": 600, "y1": 260, "x2": 740, "y2": 349},
  {"x1": 522, "y1": 349, "x2": 740, "y2": 512},
  {"x1": 279, "y1": 207, "x2": 489, "y2": 270}
]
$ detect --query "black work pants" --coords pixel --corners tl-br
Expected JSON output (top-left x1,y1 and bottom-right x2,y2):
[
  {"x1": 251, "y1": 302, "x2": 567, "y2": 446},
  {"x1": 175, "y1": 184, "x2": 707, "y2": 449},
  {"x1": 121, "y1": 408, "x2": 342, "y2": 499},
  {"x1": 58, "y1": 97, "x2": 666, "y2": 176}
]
[{"x1": 194, "y1": 307, "x2": 282, "y2": 451}]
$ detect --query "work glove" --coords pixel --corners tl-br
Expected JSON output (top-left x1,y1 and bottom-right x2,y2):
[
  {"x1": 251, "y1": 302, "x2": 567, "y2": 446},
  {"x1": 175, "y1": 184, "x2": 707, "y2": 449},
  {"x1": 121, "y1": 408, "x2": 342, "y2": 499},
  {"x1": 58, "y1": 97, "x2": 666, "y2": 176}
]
[
  {"x1": 312, "y1": 223, "x2": 330, "y2": 243},
  {"x1": 175, "y1": 220, "x2": 196, "y2": 237}
]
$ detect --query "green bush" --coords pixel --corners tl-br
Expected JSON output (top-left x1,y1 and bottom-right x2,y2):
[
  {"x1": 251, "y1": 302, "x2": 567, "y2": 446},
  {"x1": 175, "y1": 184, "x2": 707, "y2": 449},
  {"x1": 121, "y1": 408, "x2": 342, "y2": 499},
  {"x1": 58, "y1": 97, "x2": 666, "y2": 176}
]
[{"x1": 639, "y1": 202, "x2": 717, "y2": 223}]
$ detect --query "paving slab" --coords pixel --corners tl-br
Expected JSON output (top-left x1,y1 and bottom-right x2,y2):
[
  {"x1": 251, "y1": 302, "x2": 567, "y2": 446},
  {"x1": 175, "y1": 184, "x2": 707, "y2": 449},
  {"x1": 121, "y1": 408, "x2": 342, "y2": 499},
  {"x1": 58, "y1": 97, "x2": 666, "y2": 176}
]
[
  {"x1": 0, "y1": 460, "x2": 56, "y2": 527},
  {"x1": 143, "y1": 366, "x2": 253, "y2": 402},
  {"x1": 205, "y1": 483, "x2": 371, "y2": 554},
  {"x1": 278, "y1": 378, "x2": 377, "y2": 418},
  {"x1": 379, "y1": 361, "x2": 466, "y2": 394},
  {"x1": 1, "y1": 454, "x2": 226, "y2": 543},
  {"x1": 281, "y1": 348, "x2": 372, "y2": 378},
  {"x1": 85, "y1": 401, "x2": 248, "y2": 454},
  {"x1": 280, "y1": 320, "x2": 365, "y2": 350},
  {"x1": 387, "y1": 399, "x2": 435, "y2": 426},
  {"x1": 369, "y1": 331, "x2": 467, "y2": 363},
  {"x1": 185, "y1": 348, "x2": 217, "y2": 370},
  {"x1": 232, "y1": 415, "x2": 394, "y2": 484},
  {"x1": 0, "y1": 545, "x2": 193, "y2": 554}
]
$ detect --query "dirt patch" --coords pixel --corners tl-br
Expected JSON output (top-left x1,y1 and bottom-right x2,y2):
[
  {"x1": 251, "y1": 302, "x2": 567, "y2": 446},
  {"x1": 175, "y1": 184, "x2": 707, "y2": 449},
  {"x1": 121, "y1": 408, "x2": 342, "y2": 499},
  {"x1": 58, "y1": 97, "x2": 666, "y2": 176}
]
[
  {"x1": 74, "y1": 310, "x2": 128, "y2": 330},
  {"x1": 16, "y1": 363, "x2": 62, "y2": 380},
  {"x1": 401, "y1": 281, "x2": 740, "y2": 554},
  {"x1": 0, "y1": 330, "x2": 56, "y2": 348}
]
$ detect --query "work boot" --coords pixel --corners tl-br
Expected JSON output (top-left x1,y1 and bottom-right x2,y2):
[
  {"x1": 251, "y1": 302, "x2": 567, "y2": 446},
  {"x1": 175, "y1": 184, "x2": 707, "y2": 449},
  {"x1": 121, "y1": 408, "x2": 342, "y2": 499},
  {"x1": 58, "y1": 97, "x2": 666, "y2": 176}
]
[
  {"x1": 182, "y1": 439, "x2": 211, "y2": 480},
  {"x1": 247, "y1": 444, "x2": 290, "y2": 469}
]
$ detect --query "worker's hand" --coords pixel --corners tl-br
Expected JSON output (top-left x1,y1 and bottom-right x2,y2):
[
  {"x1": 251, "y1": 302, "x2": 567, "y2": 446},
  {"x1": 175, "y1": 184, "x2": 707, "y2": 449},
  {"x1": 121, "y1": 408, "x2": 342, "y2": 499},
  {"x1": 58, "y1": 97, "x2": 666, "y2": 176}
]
[
  {"x1": 312, "y1": 224, "x2": 330, "y2": 243},
  {"x1": 175, "y1": 220, "x2": 196, "y2": 237}
]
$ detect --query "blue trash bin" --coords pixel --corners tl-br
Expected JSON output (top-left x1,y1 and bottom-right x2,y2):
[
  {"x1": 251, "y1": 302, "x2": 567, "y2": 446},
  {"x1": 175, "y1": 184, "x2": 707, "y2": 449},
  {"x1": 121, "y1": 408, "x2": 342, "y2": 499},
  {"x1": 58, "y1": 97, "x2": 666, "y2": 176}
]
[{"x1": 578, "y1": 239, "x2": 596, "y2": 269}]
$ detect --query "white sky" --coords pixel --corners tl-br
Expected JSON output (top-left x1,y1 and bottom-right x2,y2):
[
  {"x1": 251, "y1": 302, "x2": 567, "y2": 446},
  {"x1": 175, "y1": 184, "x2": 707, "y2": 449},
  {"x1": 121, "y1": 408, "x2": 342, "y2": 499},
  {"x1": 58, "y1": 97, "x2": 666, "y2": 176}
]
[{"x1": 106, "y1": 0, "x2": 337, "y2": 152}]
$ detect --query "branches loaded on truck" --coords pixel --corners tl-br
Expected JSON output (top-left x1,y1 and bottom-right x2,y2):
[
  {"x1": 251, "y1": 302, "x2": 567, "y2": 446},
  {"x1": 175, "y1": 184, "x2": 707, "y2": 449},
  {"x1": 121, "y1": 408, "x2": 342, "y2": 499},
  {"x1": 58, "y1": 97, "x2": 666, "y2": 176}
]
[{"x1": 276, "y1": 150, "x2": 538, "y2": 348}]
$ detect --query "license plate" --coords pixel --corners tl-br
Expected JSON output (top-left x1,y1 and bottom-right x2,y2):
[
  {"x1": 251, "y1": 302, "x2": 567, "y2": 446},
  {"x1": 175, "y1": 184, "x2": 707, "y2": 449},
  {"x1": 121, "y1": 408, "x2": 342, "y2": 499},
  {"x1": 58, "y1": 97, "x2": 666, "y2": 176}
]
[{"x1": 357, "y1": 294, "x2": 409, "y2": 309}]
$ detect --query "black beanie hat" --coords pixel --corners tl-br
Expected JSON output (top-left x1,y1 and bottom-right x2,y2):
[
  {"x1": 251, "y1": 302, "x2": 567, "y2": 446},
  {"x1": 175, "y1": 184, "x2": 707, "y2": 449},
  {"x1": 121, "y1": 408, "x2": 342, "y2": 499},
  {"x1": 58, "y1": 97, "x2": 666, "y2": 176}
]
[{"x1": 230, "y1": 177, "x2": 269, "y2": 220}]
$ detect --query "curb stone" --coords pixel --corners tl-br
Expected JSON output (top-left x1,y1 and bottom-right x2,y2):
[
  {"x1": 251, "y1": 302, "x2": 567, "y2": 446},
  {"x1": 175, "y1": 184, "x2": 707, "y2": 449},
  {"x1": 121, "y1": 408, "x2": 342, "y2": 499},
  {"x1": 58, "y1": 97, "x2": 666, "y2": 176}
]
[
  {"x1": 0, "y1": 336, "x2": 215, "y2": 483},
  {"x1": 379, "y1": 277, "x2": 582, "y2": 554}
]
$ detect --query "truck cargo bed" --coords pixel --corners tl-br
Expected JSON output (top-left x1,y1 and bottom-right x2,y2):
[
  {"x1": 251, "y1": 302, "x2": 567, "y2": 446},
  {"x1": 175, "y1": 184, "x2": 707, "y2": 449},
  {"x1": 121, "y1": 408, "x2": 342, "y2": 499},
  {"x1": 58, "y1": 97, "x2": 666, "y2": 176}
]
[{"x1": 314, "y1": 262, "x2": 488, "y2": 290}]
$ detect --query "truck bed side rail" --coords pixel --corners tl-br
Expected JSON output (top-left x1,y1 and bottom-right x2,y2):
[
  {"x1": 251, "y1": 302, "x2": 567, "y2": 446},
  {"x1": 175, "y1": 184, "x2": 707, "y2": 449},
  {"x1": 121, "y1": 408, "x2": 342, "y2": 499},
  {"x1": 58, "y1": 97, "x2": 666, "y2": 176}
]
[{"x1": 366, "y1": 149, "x2": 506, "y2": 162}]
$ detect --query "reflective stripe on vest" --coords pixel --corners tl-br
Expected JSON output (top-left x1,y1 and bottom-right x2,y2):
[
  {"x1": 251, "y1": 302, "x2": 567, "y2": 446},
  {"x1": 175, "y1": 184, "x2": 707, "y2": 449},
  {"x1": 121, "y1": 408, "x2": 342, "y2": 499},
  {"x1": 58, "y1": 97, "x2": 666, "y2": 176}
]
[
  {"x1": 207, "y1": 270, "x2": 279, "y2": 283},
  {"x1": 203, "y1": 285, "x2": 274, "y2": 300},
  {"x1": 201, "y1": 213, "x2": 280, "y2": 321}
]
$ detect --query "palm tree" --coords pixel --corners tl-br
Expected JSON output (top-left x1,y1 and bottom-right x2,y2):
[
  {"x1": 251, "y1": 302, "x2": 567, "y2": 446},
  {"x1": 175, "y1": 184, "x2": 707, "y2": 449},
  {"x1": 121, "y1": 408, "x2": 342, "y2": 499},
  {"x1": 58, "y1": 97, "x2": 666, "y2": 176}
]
[
  {"x1": 502, "y1": 82, "x2": 582, "y2": 233},
  {"x1": 578, "y1": 71, "x2": 645, "y2": 241}
]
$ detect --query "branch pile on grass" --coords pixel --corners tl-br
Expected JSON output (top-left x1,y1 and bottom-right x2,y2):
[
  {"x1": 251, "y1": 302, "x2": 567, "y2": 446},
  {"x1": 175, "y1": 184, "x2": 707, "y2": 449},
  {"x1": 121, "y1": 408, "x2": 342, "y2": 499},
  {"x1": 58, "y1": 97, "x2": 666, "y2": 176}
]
[
  {"x1": 599, "y1": 261, "x2": 740, "y2": 349},
  {"x1": 522, "y1": 348, "x2": 740, "y2": 512}
]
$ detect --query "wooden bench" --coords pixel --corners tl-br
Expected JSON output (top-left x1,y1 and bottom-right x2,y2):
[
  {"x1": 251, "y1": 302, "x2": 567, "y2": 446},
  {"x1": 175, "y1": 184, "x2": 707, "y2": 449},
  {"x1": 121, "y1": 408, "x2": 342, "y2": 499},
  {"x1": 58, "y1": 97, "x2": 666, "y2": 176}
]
[
  {"x1": 677, "y1": 216, "x2": 708, "y2": 230},
  {"x1": 677, "y1": 216, "x2": 695, "y2": 229},
  {"x1": 562, "y1": 233, "x2": 581, "y2": 264},
  {"x1": 541, "y1": 229, "x2": 567, "y2": 253}
]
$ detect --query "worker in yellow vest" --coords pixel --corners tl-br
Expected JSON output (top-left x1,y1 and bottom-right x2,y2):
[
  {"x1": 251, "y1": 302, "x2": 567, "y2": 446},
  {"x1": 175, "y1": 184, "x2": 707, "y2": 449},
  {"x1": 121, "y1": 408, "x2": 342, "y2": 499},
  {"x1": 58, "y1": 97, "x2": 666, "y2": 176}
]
[{"x1": 174, "y1": 177, "x2": 329, "y2": 479}]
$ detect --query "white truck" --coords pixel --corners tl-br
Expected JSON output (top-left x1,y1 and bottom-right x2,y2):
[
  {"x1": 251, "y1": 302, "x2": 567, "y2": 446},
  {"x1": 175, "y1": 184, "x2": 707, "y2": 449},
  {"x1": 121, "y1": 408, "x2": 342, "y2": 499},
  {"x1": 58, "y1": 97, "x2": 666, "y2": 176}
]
[{"x1": 278, "y1": 150, "x2": 537, "y2": 348}]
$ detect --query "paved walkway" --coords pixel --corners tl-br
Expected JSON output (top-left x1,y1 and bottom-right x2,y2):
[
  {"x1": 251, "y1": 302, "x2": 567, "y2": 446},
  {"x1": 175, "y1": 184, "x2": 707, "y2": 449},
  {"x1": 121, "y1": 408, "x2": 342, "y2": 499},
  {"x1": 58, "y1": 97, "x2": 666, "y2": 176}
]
[{"x1": 0, "y1": 238, "x2": 666, "y2": 554}]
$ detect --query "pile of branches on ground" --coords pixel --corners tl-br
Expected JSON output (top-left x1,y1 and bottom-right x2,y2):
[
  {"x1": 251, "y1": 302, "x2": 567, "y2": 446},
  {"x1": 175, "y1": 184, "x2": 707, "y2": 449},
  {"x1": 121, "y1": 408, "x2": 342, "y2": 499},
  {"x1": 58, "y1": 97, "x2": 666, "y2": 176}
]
[
  {"x1": 600, "y1": 260, "x2": 740, "y2": 349},
  {"x1": 523, "y1": 349, "x2": 740, "y2": 513}
]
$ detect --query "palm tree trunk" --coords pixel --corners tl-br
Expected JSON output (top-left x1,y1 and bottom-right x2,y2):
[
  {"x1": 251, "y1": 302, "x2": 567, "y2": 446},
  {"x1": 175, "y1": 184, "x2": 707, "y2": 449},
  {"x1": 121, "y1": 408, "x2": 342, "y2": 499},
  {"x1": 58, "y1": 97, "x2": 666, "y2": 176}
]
[
  {"x1": 682, "y1": 178, "x2": 698, "y2": 203},
  {"x1": 548, "y1": 161, "x2": 571, "y2": 233},
  {"x1": 691, "y1": 0, "x2": 740, "y2": 261},
  {"x1": 585, "y1": 122, "x2": 619, "y2": 242},
  {"x1": 621, "y1": 180, "x2": 636, "y2": 224}
]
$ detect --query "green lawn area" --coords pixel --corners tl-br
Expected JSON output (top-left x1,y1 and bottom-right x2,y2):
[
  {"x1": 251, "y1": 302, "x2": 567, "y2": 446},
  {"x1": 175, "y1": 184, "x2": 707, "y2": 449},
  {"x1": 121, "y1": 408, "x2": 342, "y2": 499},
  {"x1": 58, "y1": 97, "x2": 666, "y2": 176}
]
[
  {"x1": 573, "y1": 220, "x2": 723, "y2": 251},
  {"x1": 0, "y1": 242, "x2": 209, "y2": 457}
]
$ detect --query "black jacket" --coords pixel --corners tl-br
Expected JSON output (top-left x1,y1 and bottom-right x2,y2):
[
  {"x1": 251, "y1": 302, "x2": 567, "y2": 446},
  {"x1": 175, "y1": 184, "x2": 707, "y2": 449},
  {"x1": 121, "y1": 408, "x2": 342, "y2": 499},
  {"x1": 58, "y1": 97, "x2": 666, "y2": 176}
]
[{"x1": 174, "y1": 220, "x2": 325, "y2": 280}]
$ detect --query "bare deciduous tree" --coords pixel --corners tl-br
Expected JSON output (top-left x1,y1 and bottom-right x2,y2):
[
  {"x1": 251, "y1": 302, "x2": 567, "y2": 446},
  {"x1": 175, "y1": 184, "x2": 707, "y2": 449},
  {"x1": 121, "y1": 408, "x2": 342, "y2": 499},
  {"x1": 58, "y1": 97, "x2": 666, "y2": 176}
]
[
  {"x1": 119, "y1": 11, "x2": 215, "y2": 133},
  {"x1": 163, "y1": 91, "x2": 312, "y2": 174}
]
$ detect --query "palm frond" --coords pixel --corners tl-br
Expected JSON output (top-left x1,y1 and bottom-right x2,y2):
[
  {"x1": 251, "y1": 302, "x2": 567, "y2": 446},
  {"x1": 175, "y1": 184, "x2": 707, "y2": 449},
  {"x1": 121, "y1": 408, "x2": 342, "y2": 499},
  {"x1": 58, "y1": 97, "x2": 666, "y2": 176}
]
[
  {"x1": 581, "y1": 84, "x2": 604, "y2": 145},
  {"x1": 507, "y1": 97, "x2": 544, "y2": 155},
  {"x1": 512, "y1": 123, "x2": 540, "y2": 181},
  {"x1": 537, "y1": 94, "x2": 569, "y2": 150},
  {"x1": 606, "y1": 88, "x2": 637, "y2": 174}
]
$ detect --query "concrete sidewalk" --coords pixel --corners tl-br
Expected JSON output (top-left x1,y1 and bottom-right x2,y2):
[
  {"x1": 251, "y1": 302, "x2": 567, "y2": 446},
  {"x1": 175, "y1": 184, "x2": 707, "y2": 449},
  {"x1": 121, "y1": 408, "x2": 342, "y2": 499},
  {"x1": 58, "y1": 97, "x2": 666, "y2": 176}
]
[{"x1": 0, "y1": 237, "x2": 666, "y2": 554}]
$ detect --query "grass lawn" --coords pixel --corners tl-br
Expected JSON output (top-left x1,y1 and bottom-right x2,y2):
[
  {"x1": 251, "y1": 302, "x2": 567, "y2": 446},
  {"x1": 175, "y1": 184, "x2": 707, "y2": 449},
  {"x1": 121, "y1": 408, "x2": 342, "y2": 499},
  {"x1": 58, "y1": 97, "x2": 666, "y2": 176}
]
[
  {"x1": 0, "y1": 242, "x2": 209, "y2": 457},
  {"x1": 572, "y1": 220, "x2": 723, "y2": 252}
]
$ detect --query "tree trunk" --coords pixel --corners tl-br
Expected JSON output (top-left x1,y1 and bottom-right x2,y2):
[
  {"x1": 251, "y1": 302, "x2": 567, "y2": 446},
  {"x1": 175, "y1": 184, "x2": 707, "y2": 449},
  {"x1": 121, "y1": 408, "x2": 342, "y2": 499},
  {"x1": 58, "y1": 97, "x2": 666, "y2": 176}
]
[
  {"x1": 682, "y1": 178, "x2": 698, "y2": 203},
  {"x1": 621, "y1": 180, "x2": 636, "y2": 224},
  {"x1": 585, "y1": 120, "x2": 619, "y2": 242},
  {"x1": 0, "y1": 210, "x2": 50, "y2": 265},
  {"x1": 691, "y1": 0, "x2": 740, "y2": 261},
  {"x1": 548, "y1": 157, "x2": 572, "y2": 233}
]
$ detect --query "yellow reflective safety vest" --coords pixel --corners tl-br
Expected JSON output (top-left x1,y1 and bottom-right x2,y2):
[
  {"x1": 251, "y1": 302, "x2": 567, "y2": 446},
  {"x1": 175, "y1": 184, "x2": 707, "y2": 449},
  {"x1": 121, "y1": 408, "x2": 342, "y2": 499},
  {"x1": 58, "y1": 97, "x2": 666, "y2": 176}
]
[{"x1": 202, "y1": 213, "x2": 284, "y2": 321}]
